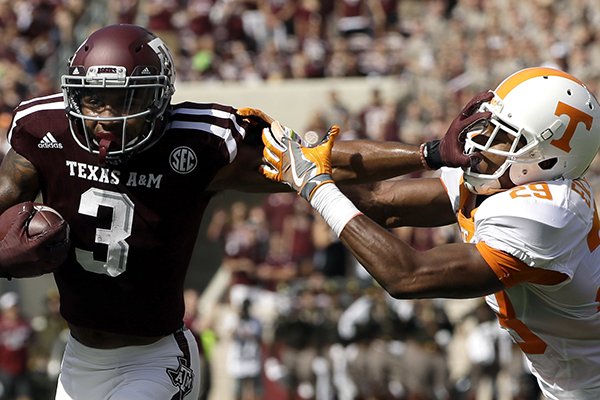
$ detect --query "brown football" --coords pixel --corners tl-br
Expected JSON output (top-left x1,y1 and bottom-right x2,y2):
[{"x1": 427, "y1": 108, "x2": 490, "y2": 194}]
[
  {"x1": 28, "y1": 205, "x2": 65, "y2": 237},
  {"x1": 0, "y1": 203, "x2": 65, "y2": 239}
]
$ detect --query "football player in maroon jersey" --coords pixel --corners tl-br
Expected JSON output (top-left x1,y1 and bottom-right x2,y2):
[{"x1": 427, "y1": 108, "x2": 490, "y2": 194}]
[{"x1": 0, "y1": 24, "x2": 487, "y2": 399}]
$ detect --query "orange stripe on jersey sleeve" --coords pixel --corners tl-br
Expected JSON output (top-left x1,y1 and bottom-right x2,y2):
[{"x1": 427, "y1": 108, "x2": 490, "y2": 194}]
[{"x1": 475, "y1": 242, "x2": 568, "y2": 287}]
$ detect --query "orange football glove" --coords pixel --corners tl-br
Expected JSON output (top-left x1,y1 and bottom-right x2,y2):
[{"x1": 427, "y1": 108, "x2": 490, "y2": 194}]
[
  {"x1": 278, "y1": 124, "x2": 340, "y2": 201},
  {"x1": 260, "y1": 121, "x2": 303, "y2": 182},
  {"x1": 237, "y1": 107, "x2": 275, "y2": 125},
  {"x1": 238, "y1": 107, "x2": 304, "y2": 183}
]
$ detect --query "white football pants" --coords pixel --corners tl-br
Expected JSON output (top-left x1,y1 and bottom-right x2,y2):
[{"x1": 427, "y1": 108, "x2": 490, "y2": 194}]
[{"x1": 55, "y1": 327, "x2": 201, "y2": 400}]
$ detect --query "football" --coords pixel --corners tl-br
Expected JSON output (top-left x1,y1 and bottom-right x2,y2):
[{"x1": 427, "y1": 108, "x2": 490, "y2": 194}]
[{"x1": 0, "y1": 202, "x2": 65, "y2": 239}]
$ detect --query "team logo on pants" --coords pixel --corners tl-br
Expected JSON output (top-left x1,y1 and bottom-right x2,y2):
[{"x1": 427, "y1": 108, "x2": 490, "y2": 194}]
[{"x1": 167, "y1": 356, "x2": 194, "y2": 398}]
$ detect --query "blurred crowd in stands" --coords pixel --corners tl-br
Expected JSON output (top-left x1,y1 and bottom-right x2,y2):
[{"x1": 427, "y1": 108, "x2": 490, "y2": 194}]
[
  {"x1": 4, "y1": 0, "x2": 600, "y2": 146},
  {"x1": 197, "y1": 194, "x2": 539, "y2": 400},
  {"x1": 3, "y1": 0, "x2": 600, "y2": 142},
  {"x1": 2, "y1": 0, "x2": 600, "y2": 399}
]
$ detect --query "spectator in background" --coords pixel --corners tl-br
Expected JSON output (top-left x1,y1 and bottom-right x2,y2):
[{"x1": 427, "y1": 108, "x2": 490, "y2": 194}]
[
  {"x1": 465, "y1": 301, "x2": 504, "y2": 400},
  {"x1": 369, "y1": 0, "x2": 400, "y2": 37},
  {"x1": 246, "y1": 205, "x2": 270, "y2": 257},
  {"x1": 323, "y1": 89, "x2": 350, "y2": 130},
  {"x1": 357, "y1": 88, "x2": 399, "y2": 140},
  {"x1": 302, "y1": 110, "x2": 330, "y2": 140},
  {"x1": 282, "y1": 200, "x2": 315, "y2": 275},
  {"x1": 210, "y1": 202, "x2": 268, "y2": 310},
  {"x1": 183, "y1": 288, "x2": 212, "y2": 400},
  {"x1": 28, "y1": 289, "x2": 68, "y2": 400},
  {"x1": 293, "y1": 0, "x2": 322, "y2": 45},
  {"x1": 0, "y1": 292, "x2": 33, "y2": 400},
  {"x1": 254, "y1": 232, "x2": 299, "y2": 341},
  {"x1": 325, "y1": 37, "x2": 361, "y2": 77},
  {"x1": 312, "y1": 216, "x2": 348, "y2": 278},
  {"x1": 183, "y1": 288, "x2": 203, "y2": 342},
  {"x1": 338, "y1": 286, "x2": 398, "y2": 399},
  {"x1": 396, "y1": 328, "x2": 450, "y2": 400},
  {"x1": 227, "y1": 298, "x2": 264, "y2": 400},
  {"x1": 141, "y1": 0, "x2": 181, "y2": 61},
  {"x1": 109, "y1": 0, "x2": 140, "y2": 24},
  {"x1": 184, "y1": 0, "x2": 215, "y2": 38},
  {"x1": 261, "y1": 193, "x2": 296, "y2": 234},
  {"x1": 397, "y1": 100, "x2": 427, "y2": 145},
  {"x1": 257, "y1": 0, "x2": 297, "y2": 51},
  {"x1": 273, "y1": 285, "x2": 320, "y2": 400},
  {"x1": 256, "y1": 233, "x2": 298, "y2": 294},
  {"x1": 211, "y1": 0, "x2": 251, "y2": 48},
  {"x1": 334, "y1": 0, "x2": 372, "y2": 38}
]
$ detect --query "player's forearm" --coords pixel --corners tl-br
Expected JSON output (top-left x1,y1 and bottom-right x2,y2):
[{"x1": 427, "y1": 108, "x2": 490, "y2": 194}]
[
  {"x1": 307, "y1": 180, "x2": 492, "y2": 299},
  {"x1": 339, "y1": 215, "x2": 501, "y2": 299},
  {"x1": 339, "y1": 180, "x2": 457, "y2": 228},
  {"x1": 331, "y1": 140, "x2": 423, "y2": 183},
  {"x1": 338, "y1": 214, "x2": 434, "y2": 298}
]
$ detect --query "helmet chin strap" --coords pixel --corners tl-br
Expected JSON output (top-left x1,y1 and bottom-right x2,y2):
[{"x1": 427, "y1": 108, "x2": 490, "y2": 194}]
[
  {"x1": 463, "y1": 176, "x2": 503, "y2": 195},
  {"x1": 463, "y1": 164, "x2": 513, "y2": 195},
  {"x1": 96, "y1": 131, "x2": 118, "y2": 165}
]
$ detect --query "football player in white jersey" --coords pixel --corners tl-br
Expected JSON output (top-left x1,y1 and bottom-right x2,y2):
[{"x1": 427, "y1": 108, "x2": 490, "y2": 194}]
[{"x1": 261, "y1": 67, "x2": 600, "y2": 400}]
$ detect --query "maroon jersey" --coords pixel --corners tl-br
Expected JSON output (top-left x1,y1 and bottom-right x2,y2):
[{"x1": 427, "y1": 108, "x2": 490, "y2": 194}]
[{"x1": 8, "y1": 93, "x2": 256, "y2": 336}]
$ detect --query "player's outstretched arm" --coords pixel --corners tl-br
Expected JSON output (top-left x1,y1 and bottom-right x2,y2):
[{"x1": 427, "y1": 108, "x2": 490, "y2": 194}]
[
  {"x1": 241, "y1": 91, "x2": 493, "y2": 185},
  {"x1": 333, "y1": 90, "x2": 493, "y2": 181},
  {"x1": 241, "y1": 107, "x2": 425, "y2": 183},
  {"x1": 339, "y1": 214, "x2": 503, "y2": 299},
  {"x1": 331, "y1": 139, "x2": 423, "y2": 183},
  {"x1": 338, "y1": 178, "x2": 457, "y2": 228},
  {"x1": 260, "y1": 120, "x2": 503, "y2": 299}
]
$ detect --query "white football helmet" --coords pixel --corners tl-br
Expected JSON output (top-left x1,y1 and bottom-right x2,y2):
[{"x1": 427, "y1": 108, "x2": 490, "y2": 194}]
[{"x1": 463, "y1": 67, "x2": 600, "y2": 194}]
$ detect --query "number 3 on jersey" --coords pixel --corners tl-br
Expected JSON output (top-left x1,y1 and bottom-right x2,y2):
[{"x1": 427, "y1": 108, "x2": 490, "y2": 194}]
[{"x1": 75, "y1": 188, "x2": 134, "y2": 277}]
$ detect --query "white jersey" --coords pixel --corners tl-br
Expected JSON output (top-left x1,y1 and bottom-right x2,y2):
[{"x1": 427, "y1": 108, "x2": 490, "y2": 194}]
[{"x1": 441, "y1": 167, "x2": 600, "y2": 399}]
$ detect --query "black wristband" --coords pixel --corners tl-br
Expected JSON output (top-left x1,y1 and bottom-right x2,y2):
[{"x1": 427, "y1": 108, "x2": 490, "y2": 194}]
[{"x1": 422, "y1": 139, "x2": 443, "y2": 170}]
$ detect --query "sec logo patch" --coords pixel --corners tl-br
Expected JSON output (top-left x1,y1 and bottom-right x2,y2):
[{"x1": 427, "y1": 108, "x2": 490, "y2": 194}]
[{"x1": 170, "y1": 146, "x2": 197, "y2": 174}]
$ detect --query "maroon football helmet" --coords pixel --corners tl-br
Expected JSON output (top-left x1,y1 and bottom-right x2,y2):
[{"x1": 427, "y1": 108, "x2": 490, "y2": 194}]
[{"x1": 61, "y1": 24, "x2": 175, "y2": 164}]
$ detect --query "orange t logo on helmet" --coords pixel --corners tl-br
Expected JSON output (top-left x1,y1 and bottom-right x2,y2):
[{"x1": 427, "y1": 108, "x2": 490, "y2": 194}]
[{"x1": 552, "y1": 101, "x2": 593, "y2": 153}]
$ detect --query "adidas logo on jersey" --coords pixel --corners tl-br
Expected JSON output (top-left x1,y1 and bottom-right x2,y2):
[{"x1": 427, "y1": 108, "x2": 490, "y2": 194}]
[{"x1": 38, "y1": 132, "x2": 63, "y2": 149}]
